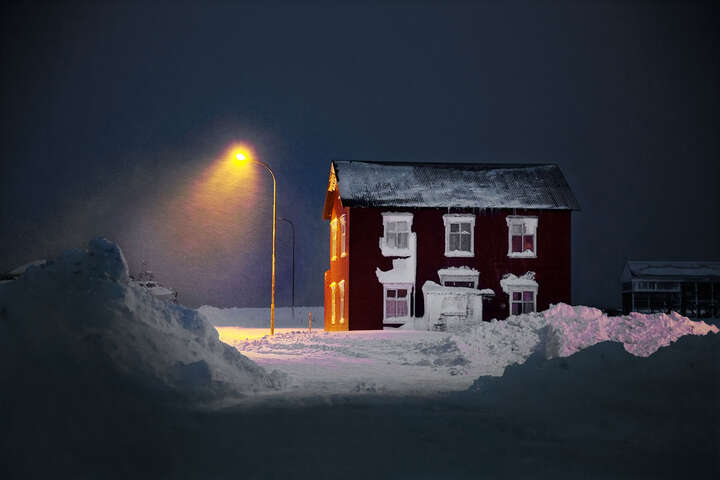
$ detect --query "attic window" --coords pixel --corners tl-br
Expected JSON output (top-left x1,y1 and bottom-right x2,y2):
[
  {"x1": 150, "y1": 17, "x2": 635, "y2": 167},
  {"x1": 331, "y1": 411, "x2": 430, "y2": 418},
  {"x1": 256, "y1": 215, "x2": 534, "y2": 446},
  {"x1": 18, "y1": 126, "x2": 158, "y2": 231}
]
[
  {"x1": 506, "y1": 216, "x2": 538, "y2": 258},
  {"x1": 380, "y1": 212, "x2": 413, "y2": 256},
  {"x1": 443, "y1": 214, "x2": 475, "y2": 257}
]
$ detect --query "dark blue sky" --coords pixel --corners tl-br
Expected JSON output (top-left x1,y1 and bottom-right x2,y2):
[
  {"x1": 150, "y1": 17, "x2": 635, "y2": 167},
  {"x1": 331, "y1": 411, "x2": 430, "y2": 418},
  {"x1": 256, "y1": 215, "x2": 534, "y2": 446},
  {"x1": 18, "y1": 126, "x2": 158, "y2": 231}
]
[{"x1": 2, "y1": 0, "x2": 718, "y2": 308}]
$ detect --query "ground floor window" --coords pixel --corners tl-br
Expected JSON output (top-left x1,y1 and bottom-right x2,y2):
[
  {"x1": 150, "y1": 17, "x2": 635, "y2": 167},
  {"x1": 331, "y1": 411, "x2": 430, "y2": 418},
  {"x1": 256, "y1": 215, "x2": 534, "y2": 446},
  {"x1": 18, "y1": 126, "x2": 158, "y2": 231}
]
[
  {"x1": 384, "y1": 284, "x2": 412, "y2": 320},
  {"x1": 510, "y1": 290, "x2": 536, "y2": 315},
  {"x1": 330, "y1": 282, "x2": 336, "y2": 324},
  {"x1": 339, "y1": 280, "x2": 345, "y2": 324}
]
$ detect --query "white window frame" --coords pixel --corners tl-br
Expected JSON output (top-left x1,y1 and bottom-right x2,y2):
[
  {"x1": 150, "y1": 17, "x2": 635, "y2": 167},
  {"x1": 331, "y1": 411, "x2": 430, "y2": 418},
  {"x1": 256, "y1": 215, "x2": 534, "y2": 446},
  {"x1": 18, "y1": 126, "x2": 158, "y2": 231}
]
[
  {"x1": 438, "y1": 268, "x2": 479, "y2": 289},
  {"x1": 330, "y1": 218, "x2": 338, "y2": 261},
  {"x1": 443, "y1": 214, "x2": 475, "y2": 257},
  {"x1": 506, "y1": 216, "x2": 538, "y2": 258},
  {"x1": 330, "y1": 282, "x2": 337, "y2": 324},
  {"x1": 338, "y1": 280, "x2": 345, "y2": 324},
  {"x1": 340, "y1": 215, "x2": 347, "y2": 257},
  {"x1": 507, "y1": 287, "x2": 537, "y2": 316},
  {"x1": 383, "y1": 283, "x2": 412, "y2": 322},
  {"x1": 380, "y1": 212, "x2": 413, "y2": 257}
]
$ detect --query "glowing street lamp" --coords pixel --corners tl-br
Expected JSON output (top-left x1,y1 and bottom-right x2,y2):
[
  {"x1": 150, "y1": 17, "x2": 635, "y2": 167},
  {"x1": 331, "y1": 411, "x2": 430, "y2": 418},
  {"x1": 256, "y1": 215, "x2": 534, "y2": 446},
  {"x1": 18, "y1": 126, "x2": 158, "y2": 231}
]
[{"x1": 235, "y1": 149, "x2": 277, "y2": 335}]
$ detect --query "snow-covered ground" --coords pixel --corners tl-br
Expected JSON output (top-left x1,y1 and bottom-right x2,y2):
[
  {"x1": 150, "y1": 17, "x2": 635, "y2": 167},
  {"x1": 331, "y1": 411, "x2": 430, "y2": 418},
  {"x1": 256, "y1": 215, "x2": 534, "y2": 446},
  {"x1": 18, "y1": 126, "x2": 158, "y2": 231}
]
[
  {"x1": 208, "y1": 303, "x2": 718, "y2": 399},
  {"x1": 2, "y1": 239, "x2": 718, "y2": 478}
]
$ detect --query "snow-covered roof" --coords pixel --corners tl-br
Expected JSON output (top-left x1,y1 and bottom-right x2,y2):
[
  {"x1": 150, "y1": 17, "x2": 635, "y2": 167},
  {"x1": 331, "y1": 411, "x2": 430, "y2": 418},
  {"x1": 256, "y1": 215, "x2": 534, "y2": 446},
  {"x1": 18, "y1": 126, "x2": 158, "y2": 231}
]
[
  {"x1": 623, "y1": 261, "x2": 720, "y2": 280},
  {"x1": 329, "y1": 160, "x2": 580, "y2": 210}
]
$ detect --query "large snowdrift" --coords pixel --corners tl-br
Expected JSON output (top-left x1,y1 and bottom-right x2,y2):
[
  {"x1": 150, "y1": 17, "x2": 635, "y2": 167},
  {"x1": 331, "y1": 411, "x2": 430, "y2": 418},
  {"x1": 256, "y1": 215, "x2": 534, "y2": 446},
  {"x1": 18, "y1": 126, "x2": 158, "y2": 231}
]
[
  {"x1": 457, "y1": 303, "x2": 718, "y2": 373},
  {"x1": 0, "y1": 238, "x2": 286, "y2": 401}
]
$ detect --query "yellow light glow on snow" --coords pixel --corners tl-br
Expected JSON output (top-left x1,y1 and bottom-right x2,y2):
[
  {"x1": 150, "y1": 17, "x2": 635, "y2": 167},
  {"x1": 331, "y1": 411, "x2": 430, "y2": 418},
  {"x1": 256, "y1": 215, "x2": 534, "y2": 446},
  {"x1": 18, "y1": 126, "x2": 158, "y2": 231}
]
[{"x1": 216, "y1": 327, "x2": 284, "y2": 343}]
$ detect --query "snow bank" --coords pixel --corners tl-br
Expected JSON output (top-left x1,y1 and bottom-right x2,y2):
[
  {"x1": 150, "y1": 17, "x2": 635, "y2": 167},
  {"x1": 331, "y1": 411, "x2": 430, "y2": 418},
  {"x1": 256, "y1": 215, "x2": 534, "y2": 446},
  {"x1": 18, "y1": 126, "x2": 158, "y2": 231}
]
[
  {"x1": 538, "y1": 303, "x2": 718, "y2": 358},
  {"x1": 0, "y1": 238, "x2": 286, "y2": 401},
  {"x1": 457, "y1": 303, "x2": 718, "y2": 375}
]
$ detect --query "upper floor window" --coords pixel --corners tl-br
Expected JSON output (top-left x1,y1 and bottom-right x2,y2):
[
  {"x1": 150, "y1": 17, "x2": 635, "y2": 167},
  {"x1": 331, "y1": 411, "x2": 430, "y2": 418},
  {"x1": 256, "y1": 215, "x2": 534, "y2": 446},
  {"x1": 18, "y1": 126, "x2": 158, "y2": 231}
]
[
  {"x1": 380, "y1": 212, "x2": 413, "y2": 256},
  {"x1": 506, "y1": 216, "x2": 538, "y2": 258},
  {"x1": 340, "y1": 215, "x2": 347, "y2": 257},
  {"x1": 443, "y1": 214, "x2": 475, "y2": 257},
  {"x1": 330, "y1": 218, "x2": 338, "y2": 260}
]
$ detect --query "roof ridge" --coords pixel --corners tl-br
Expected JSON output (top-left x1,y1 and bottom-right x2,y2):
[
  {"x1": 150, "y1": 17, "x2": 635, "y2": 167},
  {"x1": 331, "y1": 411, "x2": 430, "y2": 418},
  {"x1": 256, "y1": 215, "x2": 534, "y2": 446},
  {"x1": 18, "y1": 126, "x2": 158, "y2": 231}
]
[{"x1": 332, "y1": 159, "x2": 559, "y2": 168}]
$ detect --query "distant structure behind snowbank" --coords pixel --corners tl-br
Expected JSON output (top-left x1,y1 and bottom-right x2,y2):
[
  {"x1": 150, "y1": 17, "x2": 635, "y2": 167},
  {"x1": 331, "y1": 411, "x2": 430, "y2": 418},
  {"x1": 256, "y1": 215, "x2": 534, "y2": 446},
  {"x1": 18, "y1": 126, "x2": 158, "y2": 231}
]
[{"x1": 621, "y1": 261, "x2": 720, "y2": 319}]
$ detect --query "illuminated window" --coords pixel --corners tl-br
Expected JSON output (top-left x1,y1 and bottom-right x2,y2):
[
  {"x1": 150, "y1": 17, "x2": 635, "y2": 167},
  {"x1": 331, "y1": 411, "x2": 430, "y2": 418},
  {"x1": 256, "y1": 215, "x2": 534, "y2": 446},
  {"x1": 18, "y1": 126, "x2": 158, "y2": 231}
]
[
  {"x1": 384, "y1": 285, "x2": 412, "y2": 320},
  {"x1": 340, "y1": 215, "x2": 347, "y2": 257},
  {"x1": 443, "y1": 214, "x2": 475, "y2": 257},
  {"x1": 380, "y1": 212, "x2": 413, "y2": 256},
  {"x1": 330, "y1": 218, "x2": 338, "y2": 260},
  {"x1": 339, "y1": 280, "x2": 345, "y2": 324},
  {"x1": 506, "y1": 216, "x2": 538, "y2": 258},
  {"x1": 330, "y1": 282, "x2": 336, "y2": 324}
]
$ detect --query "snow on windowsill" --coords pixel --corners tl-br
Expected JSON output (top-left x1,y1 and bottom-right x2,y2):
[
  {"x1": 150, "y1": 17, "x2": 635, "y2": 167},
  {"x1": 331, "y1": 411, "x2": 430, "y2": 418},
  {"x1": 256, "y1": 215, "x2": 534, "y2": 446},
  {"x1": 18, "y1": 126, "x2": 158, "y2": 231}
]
[
  {"x1": 377, "y1": 234, "x2": 417, "y2": 284},
  {"x1": 437, "y1": 266, "x2": 479, "y2": 276},
  {"x1": 500, "y1": 272, "x2": 538, "y2": 294},
  {"x1": 507, "y1": 249, "x2": 536, "y2": 258},
  {"x1": 445, "y1": 250, "x2": 474, "y2": 258}
]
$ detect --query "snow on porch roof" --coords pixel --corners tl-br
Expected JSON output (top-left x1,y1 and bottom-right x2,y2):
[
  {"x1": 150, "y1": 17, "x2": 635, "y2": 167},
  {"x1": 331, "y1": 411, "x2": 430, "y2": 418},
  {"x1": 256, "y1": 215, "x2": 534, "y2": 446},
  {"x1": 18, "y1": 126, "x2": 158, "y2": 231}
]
[
  {"x1": 330, "y1": 160, "x2": 580, "y2": 211},
  {"x1": 625, "y1": 261, "x2": 720, "y2": 279}
]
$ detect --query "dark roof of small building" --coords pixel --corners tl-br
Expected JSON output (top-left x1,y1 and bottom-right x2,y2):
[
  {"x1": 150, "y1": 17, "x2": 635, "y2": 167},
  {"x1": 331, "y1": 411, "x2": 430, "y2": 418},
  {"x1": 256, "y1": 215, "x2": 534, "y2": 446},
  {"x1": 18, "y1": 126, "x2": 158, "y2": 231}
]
[
  {"x1": 329, "y1": 160, "x2": 580, "y2": 210},
  {"x1": 624, "y1": 261, "x2": 720, "y2": 279}
]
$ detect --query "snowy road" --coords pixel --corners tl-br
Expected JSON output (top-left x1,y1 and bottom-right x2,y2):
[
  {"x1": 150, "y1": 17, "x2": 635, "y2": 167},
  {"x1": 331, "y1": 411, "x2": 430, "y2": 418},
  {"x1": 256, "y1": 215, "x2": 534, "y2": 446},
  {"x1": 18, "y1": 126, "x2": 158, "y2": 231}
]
[
  {"x1": 213, "y1": 303, "x2": 718, "y2": 398},
  {"x1": 216, "y1": 327, "x2": 479, "y2": 395}
]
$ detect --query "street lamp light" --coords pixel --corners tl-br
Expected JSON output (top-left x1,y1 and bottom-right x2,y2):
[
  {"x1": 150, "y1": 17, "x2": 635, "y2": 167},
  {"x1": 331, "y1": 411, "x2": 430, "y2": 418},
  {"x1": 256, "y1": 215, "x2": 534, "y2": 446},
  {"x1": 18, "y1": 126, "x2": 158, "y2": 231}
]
[
  {"x1": 279, "y1": 217, "x2": 295, "y2": 324},
  {"x1": 235, "y1": 151, "x2": 277, "y2": 335}
]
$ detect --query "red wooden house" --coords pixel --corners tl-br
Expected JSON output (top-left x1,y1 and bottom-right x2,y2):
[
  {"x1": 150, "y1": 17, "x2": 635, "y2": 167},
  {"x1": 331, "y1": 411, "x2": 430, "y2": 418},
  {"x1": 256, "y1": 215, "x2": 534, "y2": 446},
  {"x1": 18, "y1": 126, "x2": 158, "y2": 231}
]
[{"x1": 322, "y1": 160, "x2": 579, "y2": 331}]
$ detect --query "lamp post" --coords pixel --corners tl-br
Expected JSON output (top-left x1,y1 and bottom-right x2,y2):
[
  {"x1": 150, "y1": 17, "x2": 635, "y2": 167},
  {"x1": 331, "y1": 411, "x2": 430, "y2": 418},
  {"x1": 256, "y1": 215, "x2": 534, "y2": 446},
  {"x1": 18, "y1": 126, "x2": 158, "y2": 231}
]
[
  {"x1": 236, "y1": 152, "x2": 277, "y2": 335},
  {"x1": 279, "y1": 217, "x2": 295, "y2": 324}
]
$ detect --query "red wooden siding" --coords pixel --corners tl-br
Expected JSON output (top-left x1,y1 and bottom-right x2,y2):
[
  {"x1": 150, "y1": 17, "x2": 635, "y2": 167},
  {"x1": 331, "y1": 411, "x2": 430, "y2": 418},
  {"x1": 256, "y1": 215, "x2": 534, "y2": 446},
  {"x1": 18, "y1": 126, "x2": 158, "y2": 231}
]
[{"x1": 347, "y1": 207, "x2": 571, "y2": 327}]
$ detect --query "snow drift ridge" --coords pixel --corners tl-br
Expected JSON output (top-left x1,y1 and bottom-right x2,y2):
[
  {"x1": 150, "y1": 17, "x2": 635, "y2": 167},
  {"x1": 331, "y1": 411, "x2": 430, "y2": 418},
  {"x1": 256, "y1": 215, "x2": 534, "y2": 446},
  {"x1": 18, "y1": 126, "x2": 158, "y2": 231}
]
[{"x1": 0, "y1": 238, "x2": 286, "y2": 401}]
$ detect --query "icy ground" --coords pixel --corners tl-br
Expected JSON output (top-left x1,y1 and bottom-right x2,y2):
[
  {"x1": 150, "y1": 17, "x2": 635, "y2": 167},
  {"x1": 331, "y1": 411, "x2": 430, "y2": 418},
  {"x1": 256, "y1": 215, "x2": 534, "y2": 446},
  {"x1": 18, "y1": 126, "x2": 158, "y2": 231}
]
[{"x1": 205, "y1": 304, "x2": 718, "y2": 399}]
